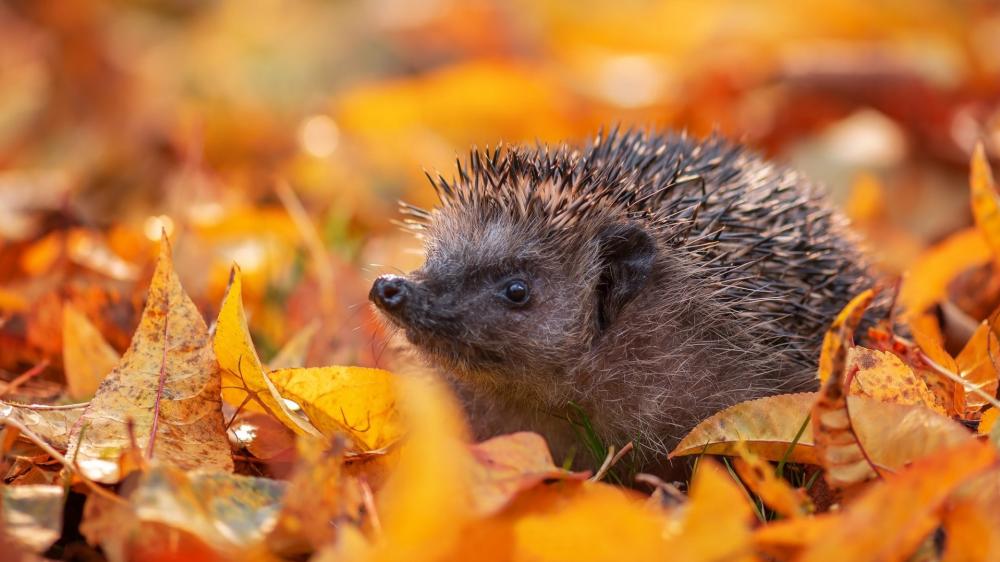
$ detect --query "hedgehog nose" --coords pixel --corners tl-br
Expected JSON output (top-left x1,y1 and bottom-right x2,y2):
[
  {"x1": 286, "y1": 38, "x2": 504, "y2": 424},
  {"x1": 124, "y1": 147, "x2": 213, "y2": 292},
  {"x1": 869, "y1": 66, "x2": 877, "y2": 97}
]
[{"x1": 370, "y1": 275, "x2": 410, "y2": 311}]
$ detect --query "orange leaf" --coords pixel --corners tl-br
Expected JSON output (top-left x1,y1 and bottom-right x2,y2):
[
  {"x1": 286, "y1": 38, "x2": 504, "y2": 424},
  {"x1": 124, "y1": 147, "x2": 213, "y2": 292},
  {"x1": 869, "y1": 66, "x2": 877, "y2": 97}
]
[
  {"x1": 733, "y1": 443, "x2": 813, "y2": 519},
  {"x1": 971, "y1": 142, "x2": 1000, "y2": 259},
  {"x1": 469, "y1": 432, "x2": 589, "y2": 516},
  {"x1": 899, "y1": 228, "x2": 991, "y2": 318},
  {"x1": 980, "y1": 408, "x2": 998, "y2": 436},
  {"x1": 848, "y1": 348, "x2": 945, "y2": 414},
  {"x1": 954, "y1": 319, "x2": 1000, "y2": 418},
  {"x1": 800, "y1": 439, "x2": 998, "y2": 562}
]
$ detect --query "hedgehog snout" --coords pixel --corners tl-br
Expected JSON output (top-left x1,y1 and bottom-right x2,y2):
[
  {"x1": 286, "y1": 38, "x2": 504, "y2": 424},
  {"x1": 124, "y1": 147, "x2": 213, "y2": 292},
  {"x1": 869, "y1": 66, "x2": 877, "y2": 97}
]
[{"x1": 370, "y1": 274, "x2": 411, "y2": 313}]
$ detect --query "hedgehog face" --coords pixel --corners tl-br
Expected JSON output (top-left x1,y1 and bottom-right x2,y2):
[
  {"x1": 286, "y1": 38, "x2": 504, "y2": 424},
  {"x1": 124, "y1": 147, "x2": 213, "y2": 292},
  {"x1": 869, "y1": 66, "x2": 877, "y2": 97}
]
[{"x1": 370, "y1": 212, "x2": 657, "y2": 393}]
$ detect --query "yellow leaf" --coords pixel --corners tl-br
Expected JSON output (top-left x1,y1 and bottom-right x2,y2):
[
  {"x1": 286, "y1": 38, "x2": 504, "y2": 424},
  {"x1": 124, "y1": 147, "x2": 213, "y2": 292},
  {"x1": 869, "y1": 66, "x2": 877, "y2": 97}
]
[
  {"x1": 899, "y1": 228, "x2": 991, "y2": 317},
  {"x1": 511, "y1": 483, "x2": 670, "y2": 562},
  {"x1": 801, "y1": 439, "x2": 998, "y2": 562},
  {"x1": 662, "y1": 459, "x2": 754, "y2": 561},
  {"x1": 849, "y1": 348, "x2": 945, "y2": 414},
  {"x1": 268, "y1": 366, "x2": 403, "y2": 452},
  {"x1": 971, "y1": 142, "x2": 1000, "y2": 259},
  {"x1": 65, "y1": 237, "x2": 233, "y2": 484},
  {"x1": 62, "y1": 302, "x2": 120, "y2": 400},
  {"x1": 214, "y1": 265, "x2": 321, "y2": 438},
  {"x1": 363, "y1": 376, "x2": 471, "y2": 562},
  {"x1": 670, "y1": 393, "x2": 818, "y2": 464}
]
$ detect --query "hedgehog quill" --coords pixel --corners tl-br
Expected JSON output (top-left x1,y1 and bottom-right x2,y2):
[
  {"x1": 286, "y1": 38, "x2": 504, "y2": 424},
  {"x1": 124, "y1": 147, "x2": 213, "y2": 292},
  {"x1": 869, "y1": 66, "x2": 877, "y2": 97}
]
[{"x1": 370, "y1": 129, "x2": 879, "y2": 473}]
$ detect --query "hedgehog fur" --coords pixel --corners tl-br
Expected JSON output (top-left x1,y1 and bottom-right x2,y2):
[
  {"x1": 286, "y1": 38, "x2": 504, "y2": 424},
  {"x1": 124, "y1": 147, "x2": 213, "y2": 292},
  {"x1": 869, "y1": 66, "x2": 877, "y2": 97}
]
[{"x1": 371, "y1": 128, "x2": 878, "y2": 472}]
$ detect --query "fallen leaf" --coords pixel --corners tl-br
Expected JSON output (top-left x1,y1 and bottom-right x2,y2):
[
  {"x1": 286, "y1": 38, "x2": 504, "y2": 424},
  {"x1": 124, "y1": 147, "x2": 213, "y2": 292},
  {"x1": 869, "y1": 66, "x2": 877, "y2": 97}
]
[
  {"x1": 800, "y1": 439, "x2": 998, "y2": 562},
  {"x1": 814, "y1": 290, "x2": 877, "y2": 489},
  {"x1": 671, "y1": 393, "x2": 973, "y2": 472},
  {"x1": 359, "y1": 376, "x2": 471, "y2": 562},
  {"x1": 753, "y1": 514, "x2": 839, "y2": 560},
  {"x1": 849, "y1": 348, "x2": 945, "y2": 414},
  {"x1": 899, "y1": 228, "x2": 992, "y2": 318},
  {"x1": 660, "y1": 459, "x2": 754, "y2": 561},
  {"x1": 971, "y1": 142, "x2": 1000, "y2": 260},
  {"x1": 62, "y1": 302, "x2": 120, "y2": 400},
  {"x1": 0, "y1": 402, "x2": 86, "y2": 451},
  {"x1": 267, "y1": 436, "x2": 363, "y2": 556},
  {"x1": 268, "y1": 366, "x2": 403, "y2": 452},
  {"x1": 468, "y1": 431, "x2": 589, "y2": 516},
  {"x1": 1, "y1": 484, "x2": 64, "y2": 553},
  {"x1": 981, "y1": 408, "x2": 999, "y2": 436},
  {"x1": 954, "y1": 318, "x2": 1000, "y2": 417},
  {"x1": 733, "y1": 443, "x2": 813, "y2": 518},
  {"x1": 66, "y1": 237, "x2": 233, "y2": 484},
  {"x1": 82, "y1": 465, "x2": 285, "y2": 561},
  {"x1": 214, "y1": 265, "x2": 322, "y2": 438}
]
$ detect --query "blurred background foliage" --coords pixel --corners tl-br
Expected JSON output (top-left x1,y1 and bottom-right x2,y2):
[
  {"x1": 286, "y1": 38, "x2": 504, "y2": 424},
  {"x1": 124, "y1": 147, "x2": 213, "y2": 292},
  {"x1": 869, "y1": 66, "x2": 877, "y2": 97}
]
[{"x1": 1, "y1": 0, "x2": 999, "y2": 385}]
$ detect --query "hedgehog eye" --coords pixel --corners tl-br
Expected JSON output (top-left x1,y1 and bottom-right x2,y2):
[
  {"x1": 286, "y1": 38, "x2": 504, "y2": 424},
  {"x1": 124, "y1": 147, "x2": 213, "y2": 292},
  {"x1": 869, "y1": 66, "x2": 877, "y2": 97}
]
[{"x1": 501, "y1": 279, "x2": 530, "y2": 305}]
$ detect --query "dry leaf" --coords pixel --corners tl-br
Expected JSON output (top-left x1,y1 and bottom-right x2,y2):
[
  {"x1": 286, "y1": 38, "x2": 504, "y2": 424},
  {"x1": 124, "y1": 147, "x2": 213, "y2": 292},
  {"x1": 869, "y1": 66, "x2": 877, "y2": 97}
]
[
  {"x1": 671, "y1": 393, "x2": 972, "y2": 472},
  {"x1": 813, "y1": 290, "x2": 877, "y2": 489},
  {"x1": 468, "y1": 431, "x2": 589, "y2": 516},
  {"x1": 1, "y1": 484, "x2": 64, "y2": 553},
  {"x1": 899, "y1": 228, "x2": 992, "y2": 318},
  {"x1": 660, "y1": 459, "x2": 754, "y2": 561},
  {"x1": 753, "y1": 515, "x2": 839, "y2": 560},
  {"x1": 62, "y1": 302, "x2": 120, "y2": 400},
  {"x1": 954, "y1": 318, "x2": 1000, "y2": 417},
  {"x1": 66, "y1": 237, "x2": 233, "y2": 484},
  {"x1": 214, "y1": 265, "x2": 322, "y2": 438},
  {"x1": 981, "y1": 408, "x2": 999, "y2": 435},
  {"x1": 800, "y1": 439, "x2": 998, "y2": 562},
  {"x1": 733, "y1": 443, "x2": 813, "y2": 519},
  {"x1": 849, "y1": 348, "x2": 945, "y2": 414},
  {"x1": 0, "y1": 402, "x2": 86, "y2": 452},
  {"x1": 82, "y1": 465, "x2": 285, "y2": 562},
  {"x1": 267, "y1": 436, "x2": 363, "y2": 556},
  {"x1": 971, "y1": 142, "x2": 1000, "y2": 260},
  {"x1": 268, "y1": 366, "x2": 403, "y2": 452}
]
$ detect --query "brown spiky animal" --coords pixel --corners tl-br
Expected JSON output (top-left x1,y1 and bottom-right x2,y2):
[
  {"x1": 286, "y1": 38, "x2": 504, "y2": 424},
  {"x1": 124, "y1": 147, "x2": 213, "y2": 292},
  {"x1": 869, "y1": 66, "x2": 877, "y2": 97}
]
[{"x1": 370, "y1": 129, "x2": 877, "y2": 472}]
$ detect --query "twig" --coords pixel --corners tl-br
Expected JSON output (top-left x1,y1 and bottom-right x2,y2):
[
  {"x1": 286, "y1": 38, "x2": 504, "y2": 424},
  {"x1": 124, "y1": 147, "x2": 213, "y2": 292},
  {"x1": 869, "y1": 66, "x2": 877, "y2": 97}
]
[
  {"x1": 589, "y1": 441, "x2": 634, "y2": 482},
  {"x1": 0, "y1": 359, "x2": 50, "y2": 397},
  {"x1": 894, "y1": 334, "x2": 1000, "y2": 411}
]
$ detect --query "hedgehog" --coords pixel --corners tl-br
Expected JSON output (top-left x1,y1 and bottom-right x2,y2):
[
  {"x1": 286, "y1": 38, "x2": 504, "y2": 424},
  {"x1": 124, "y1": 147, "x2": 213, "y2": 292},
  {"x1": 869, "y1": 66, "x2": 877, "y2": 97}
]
[{"x1": 369, "y1": 128, "x2": 879, "y2": 473}]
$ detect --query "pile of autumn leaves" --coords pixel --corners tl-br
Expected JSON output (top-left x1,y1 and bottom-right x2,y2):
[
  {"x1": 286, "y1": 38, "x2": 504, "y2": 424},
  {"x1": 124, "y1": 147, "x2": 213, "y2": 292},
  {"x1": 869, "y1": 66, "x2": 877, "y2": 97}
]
[{"x1": 3, "y1": 149, "x2": 1000, "y2": 562}]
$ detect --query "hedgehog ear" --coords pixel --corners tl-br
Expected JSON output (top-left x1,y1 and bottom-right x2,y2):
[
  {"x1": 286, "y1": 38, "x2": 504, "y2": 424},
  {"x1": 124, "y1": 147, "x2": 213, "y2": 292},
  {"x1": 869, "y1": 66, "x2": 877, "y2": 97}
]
[{"x1": 595, "y1": 223, "x2": 656, "y2": 331}]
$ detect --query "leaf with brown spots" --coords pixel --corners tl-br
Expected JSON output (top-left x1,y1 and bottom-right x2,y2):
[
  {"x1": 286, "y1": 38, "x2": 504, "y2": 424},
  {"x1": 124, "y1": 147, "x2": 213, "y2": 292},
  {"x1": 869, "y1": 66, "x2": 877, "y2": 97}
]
[
  {"x1": 848, "y1": 348, "x2": 945, "y2": 414},
  {"x1": 65, "y1": 237, "x2": 233, "y2": 484}
]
